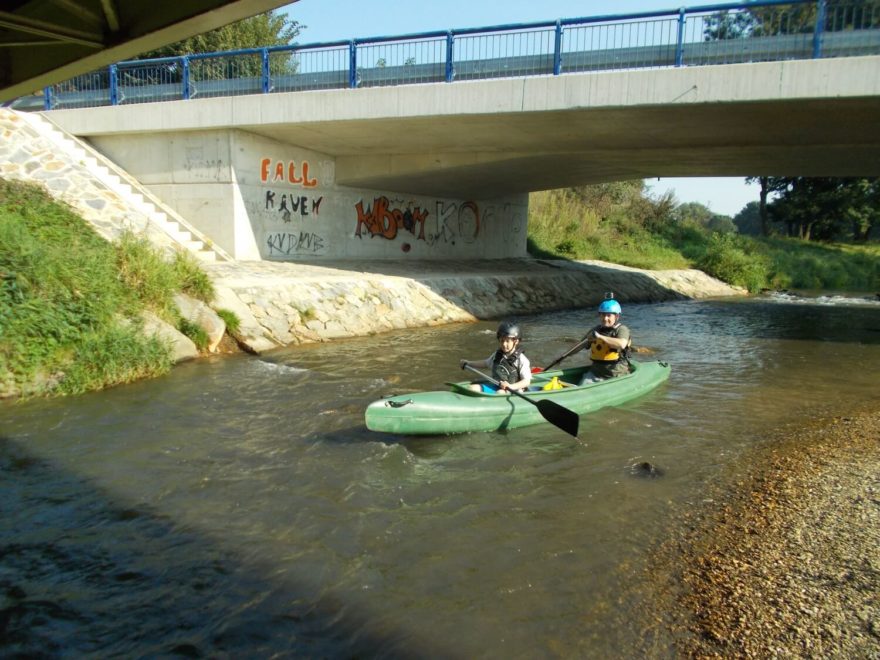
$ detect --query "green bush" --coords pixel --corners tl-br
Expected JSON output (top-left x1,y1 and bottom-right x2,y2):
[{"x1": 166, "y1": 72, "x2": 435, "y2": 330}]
[
  {"x1": 697, "y1": 234, "x2": 770, "y2": 292},
  {"x1": 554, "y1": 239, "x2": 577, "y2": 256}
]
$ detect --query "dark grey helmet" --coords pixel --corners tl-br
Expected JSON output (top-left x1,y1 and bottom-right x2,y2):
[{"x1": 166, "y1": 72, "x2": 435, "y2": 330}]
[{"x1": 496, "y1": 321, "x2": 521, "y2": 339}]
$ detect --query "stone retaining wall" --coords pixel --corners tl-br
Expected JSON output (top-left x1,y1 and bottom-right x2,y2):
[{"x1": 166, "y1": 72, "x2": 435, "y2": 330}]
[{"x1": 207, "y1": 258, "x2": 745, "y2": 353}]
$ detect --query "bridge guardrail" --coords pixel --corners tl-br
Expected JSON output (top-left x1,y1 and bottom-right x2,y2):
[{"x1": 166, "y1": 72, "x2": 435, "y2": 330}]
[{"x1": 8, "y1": 0, "x2": 879, "y2": 112}]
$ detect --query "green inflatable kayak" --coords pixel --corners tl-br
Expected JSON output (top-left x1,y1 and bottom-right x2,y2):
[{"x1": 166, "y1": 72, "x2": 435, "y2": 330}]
[{"x1": 365, "y1": 359, "x2": 671, "y2": 436}]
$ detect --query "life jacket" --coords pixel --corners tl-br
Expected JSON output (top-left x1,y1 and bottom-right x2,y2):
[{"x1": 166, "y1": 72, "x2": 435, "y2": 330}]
[
  {"x1": 589, "y1": 324, "x2": 630, "y2": 363},
  {"x1": 492, "y1": 346, "x2": 523, "y2": 382}
]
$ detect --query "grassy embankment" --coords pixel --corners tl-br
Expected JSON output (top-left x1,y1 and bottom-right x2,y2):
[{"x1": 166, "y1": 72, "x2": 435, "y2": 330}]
[
  {"x1": 528, "y1": 187, "x2": 880, "y2": 293},
  {"x1": 0, "y1": 178, "x2": 219, "y2": 397}
]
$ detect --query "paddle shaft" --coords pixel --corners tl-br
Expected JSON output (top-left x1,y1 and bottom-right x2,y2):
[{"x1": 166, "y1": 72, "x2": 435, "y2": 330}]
[
  {"x1": 462, "y1": 363, "x2": 535, "y2": 403},
  {"x1": 541, "y1": 335, "x2": 592, "y2": 372},
  {"x1": 461, "y1": 364, "x2": 579, "y2": 437}
]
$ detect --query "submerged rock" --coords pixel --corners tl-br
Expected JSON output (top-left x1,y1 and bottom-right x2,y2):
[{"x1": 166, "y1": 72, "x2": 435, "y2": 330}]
[{"x1": 630, "y1": 461, "x2": 665, "y2": 478}]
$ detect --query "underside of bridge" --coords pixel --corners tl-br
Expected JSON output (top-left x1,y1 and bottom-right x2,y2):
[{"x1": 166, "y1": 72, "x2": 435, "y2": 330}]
[{"x1": 0, "y1": 0, "x2": 293, "y2": 102}]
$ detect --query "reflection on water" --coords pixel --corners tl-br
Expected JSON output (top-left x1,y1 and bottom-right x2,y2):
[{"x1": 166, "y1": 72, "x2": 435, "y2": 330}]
[{"x1": 1, "y1": 297, "x2": 879, "y2": 656}]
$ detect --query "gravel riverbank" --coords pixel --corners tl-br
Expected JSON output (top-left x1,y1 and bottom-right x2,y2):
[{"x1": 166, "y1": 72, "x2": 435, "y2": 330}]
[{"x1": 647, "y1": 405, "x2": 880, "y2": 657}]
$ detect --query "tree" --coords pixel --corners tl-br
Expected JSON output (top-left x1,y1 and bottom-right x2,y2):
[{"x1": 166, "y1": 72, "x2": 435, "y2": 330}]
[
  {"x1": 733, "y1": 201, "x2": 763, "y2": 236},
  {"x1": 745, "y1": 176, "x2": 789, "y2": 236},
  {"x1": 139, "y1": 11, "x2": 301, "y2": 58},
  {"x1": 674, "y1": 201, "x2": 714, "y2": 226},
  {"x1": 765, "y1": 177, "x2": 880, "y2": 242},
  {"x1": 136, "y1": 11, "x2": 302, "y2": 79},
  {"x1": 673, "y1": 202, "x2": 735, "y2": 233},
  {"x1": 841, "y1": 178, "x2": 880, "y2": 242},
  {"x1": 704, "y1": 1, "x2": 880, "y2": 41}
]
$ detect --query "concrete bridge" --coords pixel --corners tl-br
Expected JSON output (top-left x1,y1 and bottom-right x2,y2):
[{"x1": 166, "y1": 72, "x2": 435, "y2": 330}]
[
  {"x1": 44, "y1": 55, "x2": 880, "y2": 195},
  {"x1": 12, "y1": 2, "x2": 880, "y2": 263}
]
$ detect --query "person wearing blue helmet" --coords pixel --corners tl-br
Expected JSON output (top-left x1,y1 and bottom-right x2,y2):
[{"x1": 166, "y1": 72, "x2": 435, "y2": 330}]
[{"x1": 579, "y1": 296, "x2": 632, "y2": 384}]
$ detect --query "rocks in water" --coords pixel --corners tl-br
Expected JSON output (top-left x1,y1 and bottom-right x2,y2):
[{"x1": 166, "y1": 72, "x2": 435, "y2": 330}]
[{"x1": 630, "y1": 461, "x2": 664, "y2": 478}]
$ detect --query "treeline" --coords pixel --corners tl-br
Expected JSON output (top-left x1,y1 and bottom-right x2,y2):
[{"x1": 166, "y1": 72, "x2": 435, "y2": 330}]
[
  {"x1": 736, "y1": 177, "x2": 879, "y2": 242},
  {"x1": 528, "y1": 178, "x2": 879, "y2": 293}
]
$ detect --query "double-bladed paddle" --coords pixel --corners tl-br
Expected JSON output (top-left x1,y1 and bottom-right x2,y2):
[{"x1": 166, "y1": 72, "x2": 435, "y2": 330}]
[
  {"x1": 461, "y1": 364, "x2": 579, "y2": 438},
  {"x1": 532, "y1": 335, "x2": 592, "y2": 374}
]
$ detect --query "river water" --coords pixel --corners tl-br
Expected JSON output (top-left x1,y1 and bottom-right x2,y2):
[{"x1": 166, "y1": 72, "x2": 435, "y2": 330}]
[{"x1": 2, "y1": 294, "x2": 879, "y2": 658}]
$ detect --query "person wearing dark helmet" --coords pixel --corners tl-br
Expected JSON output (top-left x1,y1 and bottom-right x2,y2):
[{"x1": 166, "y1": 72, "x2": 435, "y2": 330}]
[
  {"x1": 460, "y1": 321, "x2": 532, "y2": 394},
  {"x1": 579, "y1": 298, "x2": 632, "y2": 384}
]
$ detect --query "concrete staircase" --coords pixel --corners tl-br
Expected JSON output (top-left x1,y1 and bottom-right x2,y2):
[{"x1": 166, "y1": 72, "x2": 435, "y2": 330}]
[{"x1": 5, "y1": 109, "x2": 230, "y2": 262}]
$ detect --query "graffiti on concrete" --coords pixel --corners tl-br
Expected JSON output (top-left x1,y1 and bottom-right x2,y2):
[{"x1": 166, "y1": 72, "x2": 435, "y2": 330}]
[
  {"x1": 353, "y1": 196, "x2": 510, "y2": 249},
  {"x1": 182, "y1": 145, "x2": 225, "y2": 180},
  {"x1": 427, "y1": 200, "x2": 480, "y2": 246},
  {"x1": 260, "y1": 158, "x2": 318, "y2": 187},
  {"x1": 265, "y1": 191, "x2": 323, "y2": 223},
  {"x1": 266, "y1": 231, "x2": 326, "y2": 255},
  {"x1": 354, "y1": 196, "x2": 430, "y2": 240}
]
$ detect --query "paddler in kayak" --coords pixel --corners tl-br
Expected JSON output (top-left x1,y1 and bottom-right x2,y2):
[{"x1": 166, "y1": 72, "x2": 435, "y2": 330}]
[
  {"x1": 578, "y1": 297, "x2": 632, "y2": 384},
  {"x1": 460, "y1": 321, "x2": 532, "y2": 394}
]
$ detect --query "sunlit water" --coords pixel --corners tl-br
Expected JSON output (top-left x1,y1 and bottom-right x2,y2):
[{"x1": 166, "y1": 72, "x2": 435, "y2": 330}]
[{"x1": 2, "y1": 295, "x2": 879, "y2": 657}]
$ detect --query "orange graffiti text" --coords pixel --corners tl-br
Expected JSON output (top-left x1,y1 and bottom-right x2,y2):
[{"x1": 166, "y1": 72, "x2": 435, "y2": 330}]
[
  {"x1": 260, "y1": 158, "x2": 318, "y2": 187},
  {"x1": 355, "y1": 197, "x2": 429, "y2": 240}
]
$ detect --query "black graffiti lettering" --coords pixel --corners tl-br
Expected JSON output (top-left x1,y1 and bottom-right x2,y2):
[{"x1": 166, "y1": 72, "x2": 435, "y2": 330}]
[
  {"x1": 290, "y1": 195, "x2": 310, "y2": 216},
  {"x1": 296, "y1": 231, "x2": 324, "y2": 252},
  {"x1": 266, "y1": 233, "x2": 286, "y2": 253},
  {"x1": 265, "y1": 192, "x2": 323, "y2": 221},
  {"x1": 266, "y1": 232, "x2": 325, "y2": 255}
]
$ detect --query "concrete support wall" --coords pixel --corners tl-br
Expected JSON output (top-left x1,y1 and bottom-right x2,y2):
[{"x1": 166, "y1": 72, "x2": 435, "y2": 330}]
[{"x1": 90, "y1": 129, "x2": 529, "y2": 261}]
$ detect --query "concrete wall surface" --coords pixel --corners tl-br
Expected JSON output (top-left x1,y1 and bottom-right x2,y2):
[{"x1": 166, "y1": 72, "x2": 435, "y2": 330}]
[{"x1": 90, "y1": 129, "x2": 529, "y2": 261}]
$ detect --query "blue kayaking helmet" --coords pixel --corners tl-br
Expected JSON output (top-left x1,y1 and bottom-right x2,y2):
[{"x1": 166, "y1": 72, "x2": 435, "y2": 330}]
[{"x1": 598, "y1": 299, "x2": 622, "y2": 315}]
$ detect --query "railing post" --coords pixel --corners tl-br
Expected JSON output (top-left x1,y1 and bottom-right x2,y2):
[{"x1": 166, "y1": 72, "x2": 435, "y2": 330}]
[
  {"x1": 109, "y1": 64, "x2": 118, "y2": 105},
  {"x1": 445, "y1": 31, "x2": 455, "y2": 82},
  {"x1": 182, "y1": 56, "x2": 191, "y2": 100},
  {"x1": 349, "y1": 40, "x2": 358, "y2": 88},
  {"x1": 43, "y1": 86, "x2": 53, "y2": 111},
  {"x1": 812, "y1": 0, "x2": 827, "y2": 58},
  {"x1": 261, "y1": 48, "x2": 271, "y2": 93},
  {"x1": 675, "y1": 8, "x2": 686, "y2": 66},
  {"x1": 553, "y1": 20, "x2": 563, "y2": 75}
]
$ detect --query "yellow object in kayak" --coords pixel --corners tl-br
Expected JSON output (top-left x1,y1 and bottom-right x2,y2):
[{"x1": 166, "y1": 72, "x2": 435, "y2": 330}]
[{"x1": 542, "y1": 376, "x2": 565, "y2": 390}]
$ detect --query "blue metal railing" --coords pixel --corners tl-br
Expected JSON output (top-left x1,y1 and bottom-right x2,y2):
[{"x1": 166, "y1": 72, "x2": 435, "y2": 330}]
[{"x1": 10, "y1": 0, "x2": 880, "y2": 111}]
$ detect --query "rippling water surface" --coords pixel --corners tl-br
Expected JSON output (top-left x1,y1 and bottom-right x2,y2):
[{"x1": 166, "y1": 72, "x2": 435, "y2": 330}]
[{"x1": 2, "y1": 296, "x2": 879, "y2": 657}]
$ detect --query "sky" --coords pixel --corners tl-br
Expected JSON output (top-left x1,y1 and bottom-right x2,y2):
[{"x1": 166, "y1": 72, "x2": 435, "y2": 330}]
[{"x1": 279, "y1": 0, "x2": 760, "y2": 217}]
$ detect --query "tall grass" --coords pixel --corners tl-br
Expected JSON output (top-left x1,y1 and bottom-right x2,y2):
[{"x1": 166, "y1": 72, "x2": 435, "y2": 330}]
[
  {"x1": 528, "y1": 187, "x2": 879, "y2": 293},
  {"x1": 529, "y1": 189, "x2": 690, "y2": 270},
  {"x1": 0, "y1": 178, "x2": 214, "y2": 397},
  {"x1": 759, "y1": 238, "x2": 879, "y2": 291}
]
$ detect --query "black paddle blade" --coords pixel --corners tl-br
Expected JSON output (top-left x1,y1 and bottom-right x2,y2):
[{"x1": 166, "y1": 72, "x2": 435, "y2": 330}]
[
  {"x1": 460, "y1": 363, "x2": 579, "y2": 437},
  {"x1": 536, "y1": 399, "x2": 579, "y2": 438}
]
